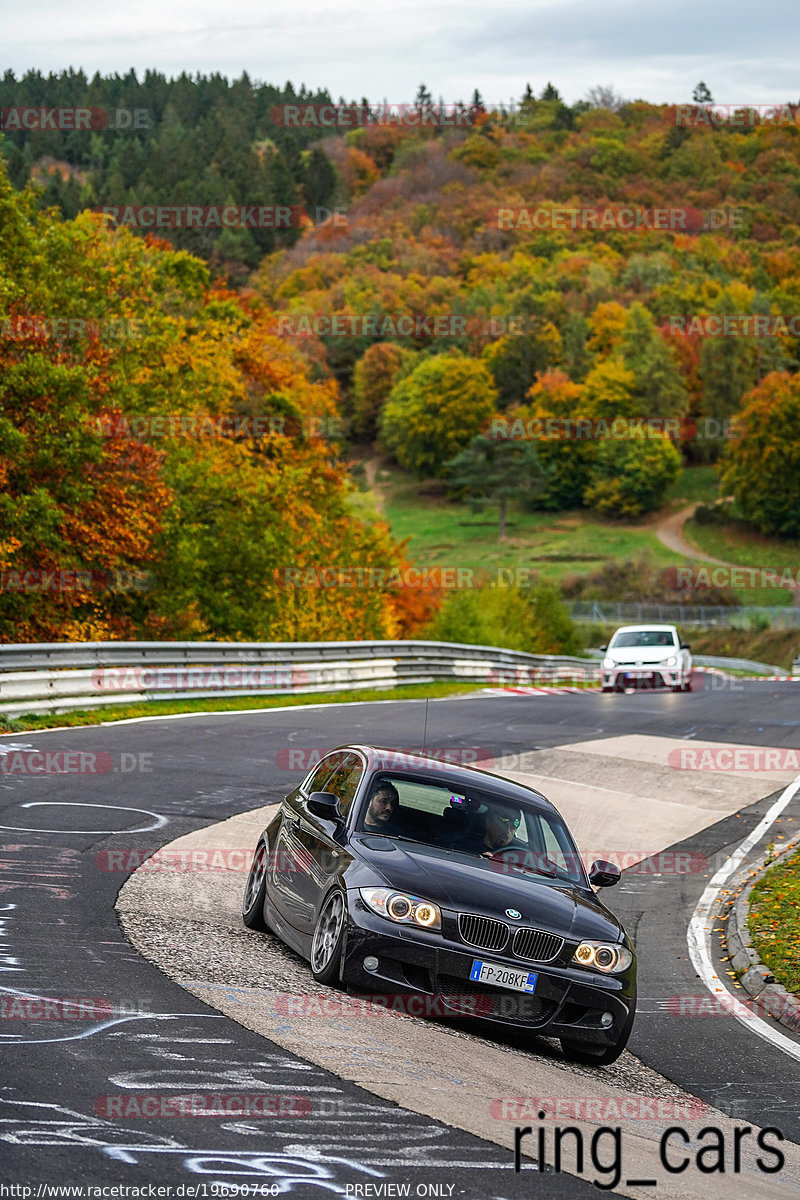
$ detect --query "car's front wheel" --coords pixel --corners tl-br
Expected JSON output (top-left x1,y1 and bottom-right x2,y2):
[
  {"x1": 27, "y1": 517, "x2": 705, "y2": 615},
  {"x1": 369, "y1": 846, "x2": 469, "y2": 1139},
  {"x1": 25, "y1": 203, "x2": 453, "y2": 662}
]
[
  {"x1": 310, "y1": 888, "x2": 347, "y2": 985},
  {"x1": 560, "y1": 993, "x2": 636, "y2": 1066},
  {"x1": 242, "y1": 841, "x2": 269, "y2": 930}
]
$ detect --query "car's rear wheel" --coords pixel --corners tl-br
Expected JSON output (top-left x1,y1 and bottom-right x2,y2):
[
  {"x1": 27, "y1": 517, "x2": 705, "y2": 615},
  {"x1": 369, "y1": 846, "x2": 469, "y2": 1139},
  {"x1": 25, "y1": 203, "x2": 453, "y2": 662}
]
[
  {"x1": 242, "y1": 841, "x2": 268, "y2": 930},
  {"x1": 560, "y1": 993, "x2": 636, "y2": 1066},
  {"x1": 310, "y1": 889, "x2": 346, "y2": 985}
]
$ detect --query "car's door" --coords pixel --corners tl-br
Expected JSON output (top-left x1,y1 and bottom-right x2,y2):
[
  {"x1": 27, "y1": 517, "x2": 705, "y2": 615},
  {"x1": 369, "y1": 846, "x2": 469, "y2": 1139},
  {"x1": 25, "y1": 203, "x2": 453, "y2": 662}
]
[
  {"x1": 289, "y1": 750, "x2": 365, "y2": 932},
  {"x1": 269, "y1": 754, "x2": 338, "y2": 929}
]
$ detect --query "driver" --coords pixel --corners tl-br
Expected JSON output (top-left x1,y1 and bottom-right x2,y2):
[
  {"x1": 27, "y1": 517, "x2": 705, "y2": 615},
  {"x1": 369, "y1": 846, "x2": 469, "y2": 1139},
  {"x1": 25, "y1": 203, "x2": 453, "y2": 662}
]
[
  {"x1": 480, "y1": 801, "x2": 525, "y2": 856},
  {"x1": 362, "y1": 781, "x2": 401, "y2": 833},
  {"x1": 455, "y1": 800, "x2": 525, "y2": 857}
]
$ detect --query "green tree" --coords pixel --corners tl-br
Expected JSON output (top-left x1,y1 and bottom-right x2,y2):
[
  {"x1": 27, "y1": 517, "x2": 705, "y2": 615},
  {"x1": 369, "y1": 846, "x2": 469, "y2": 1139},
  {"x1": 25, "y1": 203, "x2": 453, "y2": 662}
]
[
  {"x1": 619, "y1": 303, "x2": 688, "y2": 421},
  {"x1": 582, "y1": 359, "x2": 638, "y2": 419},
  {"x1": 379, "y1": 354, "x2": 498, "y2": 477},
  {"x1": 561, "y1": 314, "x2": 591, "y2": 381},
  {"x1": 351, "y1": 342, "x2": 411, "y2": 441},
  {"x1": 445, "y1": 433, "x2": 549, "y2": 539},
  {"x1": 720, "y1": 372, "x2": 800, "y2": 538},
  {"x1": 300, "y1": 146, "x2": 338, "y2": 215},
  {"x1": 583, "y1": 435, "x2": 681, "y2": 517},
  {"x1": 482, "y1": 320, "x2": 562, "y2": 406},
  {"x1": 518, "y1": 369, "x2": 595, "y2": 511}
]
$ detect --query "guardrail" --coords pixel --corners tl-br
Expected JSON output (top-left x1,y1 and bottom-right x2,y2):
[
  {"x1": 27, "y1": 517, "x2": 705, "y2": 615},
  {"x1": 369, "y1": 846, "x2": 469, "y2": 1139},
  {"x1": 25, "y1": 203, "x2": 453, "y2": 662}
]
[
  {"x1": 693, "y1": 654, "x2": 786, "y2": 675},
  {"x1": 570, "y1": 601, "x2": 800, "y2": 630},
  {"x1": 0, "y1": 640, "x2": 601, "y2": 718}
]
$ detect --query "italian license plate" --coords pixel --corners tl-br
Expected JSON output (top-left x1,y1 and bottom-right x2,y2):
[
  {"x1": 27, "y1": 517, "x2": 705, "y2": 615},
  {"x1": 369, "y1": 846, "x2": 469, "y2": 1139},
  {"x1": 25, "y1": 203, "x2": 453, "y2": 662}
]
[{"x1": 470, "y1": 960, "x2": 538, "y2": 993}]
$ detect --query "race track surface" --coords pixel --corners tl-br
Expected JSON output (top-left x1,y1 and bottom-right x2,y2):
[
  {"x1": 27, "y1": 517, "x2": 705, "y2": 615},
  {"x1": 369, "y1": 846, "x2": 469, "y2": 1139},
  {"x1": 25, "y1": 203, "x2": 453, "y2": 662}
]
[{"x1": 2, "y1": 673, "x2": 800, "y2": 1198}]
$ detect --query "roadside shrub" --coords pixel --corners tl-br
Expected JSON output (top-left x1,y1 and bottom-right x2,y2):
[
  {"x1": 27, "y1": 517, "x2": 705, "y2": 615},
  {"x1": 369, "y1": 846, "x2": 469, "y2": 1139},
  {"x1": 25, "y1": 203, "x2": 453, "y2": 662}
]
[
  {"x1": 560, "y1": 555, "x2": 737, "y2": 606},
  {"x1": 421, "y1": 584, "x2": 583, "y2": 655}
]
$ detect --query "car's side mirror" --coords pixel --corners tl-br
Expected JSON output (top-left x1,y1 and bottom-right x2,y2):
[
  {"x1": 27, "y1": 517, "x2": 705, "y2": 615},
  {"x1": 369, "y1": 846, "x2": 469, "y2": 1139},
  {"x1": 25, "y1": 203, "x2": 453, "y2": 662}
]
[
  {"x1": 599, "y1": 645, "x2": 607, "y2": 652},
  {"x1": 681, "y1": 642, "x2": 691, "y2": 650},
  {"x1": 306, "y1": 791, "x2": 343, "y2": 821},
  {"x1": 589, "y1": 859, "x2": 621, "y2": 888}
]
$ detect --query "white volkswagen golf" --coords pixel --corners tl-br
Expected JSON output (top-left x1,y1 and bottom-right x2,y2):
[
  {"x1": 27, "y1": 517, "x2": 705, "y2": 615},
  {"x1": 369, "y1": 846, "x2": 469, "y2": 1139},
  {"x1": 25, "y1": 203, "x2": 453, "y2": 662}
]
[{"x1": 601, "y1": 624, "x2": 693, "y2": 693}]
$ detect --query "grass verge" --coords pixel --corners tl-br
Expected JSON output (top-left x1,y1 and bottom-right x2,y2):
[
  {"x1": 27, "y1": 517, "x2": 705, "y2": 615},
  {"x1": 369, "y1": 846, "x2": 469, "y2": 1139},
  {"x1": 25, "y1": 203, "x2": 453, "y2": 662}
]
[{"x1": 748, "y1": 847, "x2": 800, "y2": 994}]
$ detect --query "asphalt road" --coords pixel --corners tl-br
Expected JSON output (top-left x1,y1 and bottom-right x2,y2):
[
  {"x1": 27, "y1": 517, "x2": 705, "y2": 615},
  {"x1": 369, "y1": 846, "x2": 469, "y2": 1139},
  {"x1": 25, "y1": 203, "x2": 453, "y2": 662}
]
[{"x1": 2, "y1": 673, "x2": 799, "y2": 1197}]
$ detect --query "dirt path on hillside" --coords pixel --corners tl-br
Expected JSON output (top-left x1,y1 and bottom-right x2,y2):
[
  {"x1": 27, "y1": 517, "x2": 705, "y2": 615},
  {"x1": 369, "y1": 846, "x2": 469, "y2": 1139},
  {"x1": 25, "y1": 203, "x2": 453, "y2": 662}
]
[
  {"x1": 363, "y1": 456, "x2": 385, "y2": 513},
  {"x1": 655, "y1": 502, "x2": 733, "y2": 565}
]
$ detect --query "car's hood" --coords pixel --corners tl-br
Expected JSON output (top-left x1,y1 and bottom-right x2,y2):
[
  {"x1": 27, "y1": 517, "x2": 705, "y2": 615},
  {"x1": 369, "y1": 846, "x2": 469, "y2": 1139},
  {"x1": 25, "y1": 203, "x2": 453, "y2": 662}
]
[
  {"x1": 606, "y1": 645, "x2": 678, "y2": 664},
  {"x1": 347, "y1": 835, "x2": 622, "y2": 942}
]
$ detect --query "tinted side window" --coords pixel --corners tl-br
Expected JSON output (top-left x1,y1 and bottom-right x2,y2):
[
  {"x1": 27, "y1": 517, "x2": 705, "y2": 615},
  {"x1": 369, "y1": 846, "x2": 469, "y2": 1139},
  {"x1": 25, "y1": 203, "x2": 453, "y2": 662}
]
[
  {"x1": 321, "y1": 752, "x2": 363, "y2": 819},
  {"x1": 303, "y1": 754, "x2": 338, "y2": 795}
]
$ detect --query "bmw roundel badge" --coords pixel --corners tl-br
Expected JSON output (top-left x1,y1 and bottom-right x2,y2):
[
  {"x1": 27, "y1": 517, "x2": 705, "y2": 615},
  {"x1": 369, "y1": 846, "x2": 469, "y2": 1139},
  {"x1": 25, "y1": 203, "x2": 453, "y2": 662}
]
[{"x1": 505, "y1": 908, "x2": 522, "y2": 919}]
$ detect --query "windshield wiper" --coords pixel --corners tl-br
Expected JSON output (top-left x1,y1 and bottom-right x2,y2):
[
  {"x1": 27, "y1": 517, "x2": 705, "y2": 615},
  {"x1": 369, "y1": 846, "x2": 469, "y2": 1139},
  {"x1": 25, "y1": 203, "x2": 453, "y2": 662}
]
[
  {"x1": 503, "y1": 859, "x2": 559, "y2": 879},
  {"x1": 357, "y1": 832, "x2": 432, "y2": 849}
]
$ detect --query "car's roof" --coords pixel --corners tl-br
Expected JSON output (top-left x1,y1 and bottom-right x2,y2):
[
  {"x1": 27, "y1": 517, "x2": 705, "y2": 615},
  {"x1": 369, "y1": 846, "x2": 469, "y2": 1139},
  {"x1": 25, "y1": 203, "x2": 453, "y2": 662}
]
[
  {"x1": 346, "y1": 744, "x2": 557, "y2": 812},
  {"x1": 610, "y1": 624, "x2": 678, "y2": 634}
]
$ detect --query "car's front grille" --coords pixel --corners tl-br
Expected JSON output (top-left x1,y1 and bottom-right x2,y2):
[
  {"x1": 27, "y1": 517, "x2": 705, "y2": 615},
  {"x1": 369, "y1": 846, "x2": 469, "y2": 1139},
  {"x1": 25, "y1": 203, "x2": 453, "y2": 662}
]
[
  {"x1": 512, "y1": 927, "x2": 564, "y2": 963},
  {"x1": 458, "y1": 913, "x2": 509, "y2": 952}
]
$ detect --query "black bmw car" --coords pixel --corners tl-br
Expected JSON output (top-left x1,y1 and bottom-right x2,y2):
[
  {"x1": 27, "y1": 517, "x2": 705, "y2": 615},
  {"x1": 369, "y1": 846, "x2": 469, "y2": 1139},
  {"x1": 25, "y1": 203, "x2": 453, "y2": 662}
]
[{"x1": 243, "y1": 745, "x2": 636, "y2": 1065}]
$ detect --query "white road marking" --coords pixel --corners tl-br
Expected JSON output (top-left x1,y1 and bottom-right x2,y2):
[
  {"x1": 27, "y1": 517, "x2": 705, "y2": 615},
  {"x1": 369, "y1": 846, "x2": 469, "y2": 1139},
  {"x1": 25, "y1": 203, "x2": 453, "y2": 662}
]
[
  {"x1": 687, "y1": 772, "x2": 800, "y2": 1062},
  {"x1": 0, "y1": 801, "x2": 168, "y2": 834}
]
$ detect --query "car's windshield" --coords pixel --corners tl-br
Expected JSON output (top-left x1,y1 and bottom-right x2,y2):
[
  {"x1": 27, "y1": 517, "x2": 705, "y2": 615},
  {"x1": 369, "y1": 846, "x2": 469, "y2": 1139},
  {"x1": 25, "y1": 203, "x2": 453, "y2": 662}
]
[
  {"x1": 611, "y1": 630, "x2": 677, "y2": 648},
  {"x1": 355, "y1": 774, "x2": 586, "y2": 884}
]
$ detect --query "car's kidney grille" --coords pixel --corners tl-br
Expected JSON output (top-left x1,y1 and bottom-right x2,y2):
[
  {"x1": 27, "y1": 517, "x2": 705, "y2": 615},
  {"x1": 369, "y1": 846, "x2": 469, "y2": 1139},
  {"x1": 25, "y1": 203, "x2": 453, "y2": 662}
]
[
  {"x1": 512, "y1": 927, "x2": 564, "y2": 963},
  {"x1": 458, "y1": 913, "x2": 509, "y2": 952}
]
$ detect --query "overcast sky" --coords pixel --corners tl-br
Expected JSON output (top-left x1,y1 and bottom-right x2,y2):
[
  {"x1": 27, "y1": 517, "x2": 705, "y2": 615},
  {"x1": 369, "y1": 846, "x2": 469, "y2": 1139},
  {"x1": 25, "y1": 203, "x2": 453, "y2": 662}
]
[{"x1": 3, "y1": 0, "x2": 799, "y2": 108}]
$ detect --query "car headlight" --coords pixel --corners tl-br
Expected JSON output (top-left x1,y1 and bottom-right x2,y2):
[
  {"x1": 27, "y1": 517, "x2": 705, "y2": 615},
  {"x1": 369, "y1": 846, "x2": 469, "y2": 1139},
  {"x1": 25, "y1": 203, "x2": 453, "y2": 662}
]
[
  {"x1": 602, "y1": 657, "x2": 615, "y2": 669},
  {"x1": 572, "y1": 940, "x2": 632, "y2": 974},
  {"x1": 662, "y1": 656, "x2": 677, "y2": 667},
  {"x1": 360, "y1": 887, "x2": 442, "y2": 930}
]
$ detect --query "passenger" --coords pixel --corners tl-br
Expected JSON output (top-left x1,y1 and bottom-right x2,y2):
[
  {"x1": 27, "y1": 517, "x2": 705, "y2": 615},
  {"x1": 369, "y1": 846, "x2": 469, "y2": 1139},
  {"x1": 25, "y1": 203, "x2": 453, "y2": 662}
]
[{"x1": 362, "y1": 781, "x2": 402, "y2": 833}]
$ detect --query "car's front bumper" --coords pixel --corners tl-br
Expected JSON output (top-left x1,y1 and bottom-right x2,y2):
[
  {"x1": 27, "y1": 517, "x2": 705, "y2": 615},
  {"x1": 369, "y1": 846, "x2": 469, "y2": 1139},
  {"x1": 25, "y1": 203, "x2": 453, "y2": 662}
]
[
  {"x1": 603, "y1": 665, "x2": 682, "y2": 688},
  {"x1": 341, "y1": 895, "x2": 636, "y2": 1050}
]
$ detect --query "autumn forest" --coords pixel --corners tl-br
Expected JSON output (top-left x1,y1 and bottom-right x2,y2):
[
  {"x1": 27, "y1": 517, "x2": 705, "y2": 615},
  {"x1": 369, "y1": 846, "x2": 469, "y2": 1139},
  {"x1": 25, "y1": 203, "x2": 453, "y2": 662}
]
[{"x1": 2, "y1": 71, "x2": 800, "y2": 643}]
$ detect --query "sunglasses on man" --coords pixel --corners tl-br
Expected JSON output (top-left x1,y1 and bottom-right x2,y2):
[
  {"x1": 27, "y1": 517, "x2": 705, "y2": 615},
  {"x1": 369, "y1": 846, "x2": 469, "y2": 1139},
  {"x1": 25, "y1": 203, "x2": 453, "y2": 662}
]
[{"x1": 493, "y1": 812, "x2": 520, "y2": 829}]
